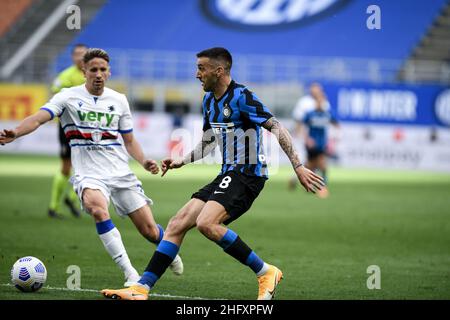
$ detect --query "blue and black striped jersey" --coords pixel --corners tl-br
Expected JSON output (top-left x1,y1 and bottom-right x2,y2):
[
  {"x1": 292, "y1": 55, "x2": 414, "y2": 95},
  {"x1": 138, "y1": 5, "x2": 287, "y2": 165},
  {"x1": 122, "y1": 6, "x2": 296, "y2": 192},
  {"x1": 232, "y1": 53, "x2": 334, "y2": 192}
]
[
  {"x1": 202, "y1": 80, "x2": 273, "y2": 179},
  {"x1": 303, "y1": 109, "x2": 337, "y2": 152}
]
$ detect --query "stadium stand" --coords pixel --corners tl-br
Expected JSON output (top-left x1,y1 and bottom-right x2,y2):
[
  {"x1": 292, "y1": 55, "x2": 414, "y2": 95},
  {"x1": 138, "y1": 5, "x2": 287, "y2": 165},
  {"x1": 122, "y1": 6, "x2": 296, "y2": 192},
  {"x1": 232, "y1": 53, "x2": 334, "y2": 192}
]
[
  {"x1": 1, "y1": 0, "x2": 449, "y2": 170},
  {"x1": 46, "y1": 0, "x2": 448, "y2": 86},
  {"x1": 43, "y1": 0, "x2": 450, "y2": 115},
  {"x1": 0, "y1": 0, "x2": 448, "y2": 108},
  {"x1": 0, "y1": 0, "x2": 106, "y2": 82},
  {"x1": 2, "y1": 0, "x2": 448, "y2": 86},
  {"x1": 399, "y1": 3, "x2": 450, "y2": 83},
  {"x1": 0, "y1": 0, "x2": 32, "y2": 38},
  {"x1": 67, "y1": 0, "x2": 445, "y2": 59}
]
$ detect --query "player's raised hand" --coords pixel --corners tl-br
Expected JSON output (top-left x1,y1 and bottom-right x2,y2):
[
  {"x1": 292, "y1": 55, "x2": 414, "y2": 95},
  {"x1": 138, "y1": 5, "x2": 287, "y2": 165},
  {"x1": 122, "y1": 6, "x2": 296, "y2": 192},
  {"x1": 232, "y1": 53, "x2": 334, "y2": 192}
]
[
  {"x1": 295, "y1": 164, "x2": 325, "y2": 193},
  {"x1": 161, "y1": 158, "x2": 184, "y2": 177},
  {"x1": 0, "y1": 129, "x2": 17, "y2": 145},
  {"x1": 143, "y1": 159, "x2": 159, "y2": 175}
]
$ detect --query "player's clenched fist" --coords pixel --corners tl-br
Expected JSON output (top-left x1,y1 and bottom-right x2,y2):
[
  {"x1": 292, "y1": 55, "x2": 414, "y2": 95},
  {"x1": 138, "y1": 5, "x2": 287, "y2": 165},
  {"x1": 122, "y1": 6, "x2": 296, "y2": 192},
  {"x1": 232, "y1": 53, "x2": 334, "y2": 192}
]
[
  {"x1": 0, "y1": 129, "x2": 17, "y2": 145},
  {"x1": 160, "y1": 158, "x2": 184, "y2": 177},
  {"x1": 143, "y1": 159, "x2": 159, "y2": 175}
]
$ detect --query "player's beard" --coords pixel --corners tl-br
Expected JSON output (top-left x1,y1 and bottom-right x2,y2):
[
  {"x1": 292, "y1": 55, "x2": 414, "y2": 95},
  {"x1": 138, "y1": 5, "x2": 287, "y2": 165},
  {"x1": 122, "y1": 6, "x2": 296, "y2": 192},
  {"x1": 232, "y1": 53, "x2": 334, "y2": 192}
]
[{"x1": 203, "y1": 78, "x2": 216, "y2": 92}]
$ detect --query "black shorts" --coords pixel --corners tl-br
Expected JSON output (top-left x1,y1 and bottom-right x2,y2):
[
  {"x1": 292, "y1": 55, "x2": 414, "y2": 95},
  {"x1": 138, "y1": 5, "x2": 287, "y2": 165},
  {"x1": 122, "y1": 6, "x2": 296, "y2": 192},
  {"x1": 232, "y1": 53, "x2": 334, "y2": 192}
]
[
  {"x1": 58, "y1": 124, "x2": 71, "y2": 159},
  {"x1": 191, "y1": 171, "x2": 266, "y2": 225},
  {"x1": 306, "y1": 147, "x2": 325, "y2": 161}
]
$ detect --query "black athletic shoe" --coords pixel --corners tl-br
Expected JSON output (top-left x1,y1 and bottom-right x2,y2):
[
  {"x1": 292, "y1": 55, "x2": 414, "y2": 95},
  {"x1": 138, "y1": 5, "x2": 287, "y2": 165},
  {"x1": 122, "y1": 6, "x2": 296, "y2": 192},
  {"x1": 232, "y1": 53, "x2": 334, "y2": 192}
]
[{"x1": 64, "y1": 198, "x2": 81, "y2": 218}]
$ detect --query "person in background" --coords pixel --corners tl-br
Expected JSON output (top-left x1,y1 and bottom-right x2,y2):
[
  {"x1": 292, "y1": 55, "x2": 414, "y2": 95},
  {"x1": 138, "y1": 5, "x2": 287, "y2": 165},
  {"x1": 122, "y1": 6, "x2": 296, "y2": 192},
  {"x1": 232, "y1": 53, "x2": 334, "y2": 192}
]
[
  {"x1": 289, "y1": 83, "x2": 335, "y2": 197},
  {"x1": 48, "y1": 44, "x2": 87, "y2": 218},
  {"x1": 299, "y1": 87, "x2": 338, "y2": 198}
]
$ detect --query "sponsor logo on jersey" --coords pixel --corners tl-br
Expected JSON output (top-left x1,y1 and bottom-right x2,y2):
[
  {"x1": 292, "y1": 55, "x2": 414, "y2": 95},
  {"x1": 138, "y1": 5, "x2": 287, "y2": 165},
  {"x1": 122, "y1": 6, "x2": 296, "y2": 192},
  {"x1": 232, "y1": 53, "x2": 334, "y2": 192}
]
[
  {"x1": 211, "y1": 121, "x2": 235, "y2": 134},
  {"x1": 77, "y1": 111, "x2": 115, "y2": 126}
]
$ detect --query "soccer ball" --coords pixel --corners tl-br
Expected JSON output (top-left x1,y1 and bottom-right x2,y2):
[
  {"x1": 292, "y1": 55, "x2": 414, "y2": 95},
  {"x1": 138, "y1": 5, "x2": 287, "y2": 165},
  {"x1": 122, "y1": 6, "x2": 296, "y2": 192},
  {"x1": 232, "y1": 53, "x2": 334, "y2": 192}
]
[{"x1": 11, "y1": 256, "x2": 47, "y2": 292}]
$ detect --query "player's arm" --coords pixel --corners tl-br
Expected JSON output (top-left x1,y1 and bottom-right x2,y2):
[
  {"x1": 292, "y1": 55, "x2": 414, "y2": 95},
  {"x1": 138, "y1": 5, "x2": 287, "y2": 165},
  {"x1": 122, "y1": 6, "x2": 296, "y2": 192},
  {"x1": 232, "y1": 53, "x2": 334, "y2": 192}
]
[
  {"x1": 161, "y1": 130, "x2": 217, "y2": 177},
  {"x1": 301, "y1": 122, "x2": 315, "y2": 148},
  {"x1": 292, "y1": 102, "x2": 305, "y2": 139},
  {"x1": 262, "y1": 117, "x2": 324, "y2": 193},
  {"x1": 182, "y1": 130, "x2": 217, "y2": 165},
  {"x1": 294, "y1": 121, "x2": 303, "y2": 138},
  {"x1": 121, "y1": 132, "x2": 159, "y2": 175},
  {"x1": 0, "y1": 110, "x2": 52, "y2": 145},
  {"x1": 331, "y1": 116, "x2": 340, "y2": 128}
]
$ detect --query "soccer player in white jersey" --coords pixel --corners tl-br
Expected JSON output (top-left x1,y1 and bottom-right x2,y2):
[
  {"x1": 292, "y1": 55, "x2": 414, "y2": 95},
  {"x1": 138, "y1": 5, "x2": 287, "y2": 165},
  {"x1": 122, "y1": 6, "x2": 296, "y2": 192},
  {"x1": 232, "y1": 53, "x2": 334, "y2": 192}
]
[{"x1": 0, "y1": 48, "x2": 183, "y2": 286}]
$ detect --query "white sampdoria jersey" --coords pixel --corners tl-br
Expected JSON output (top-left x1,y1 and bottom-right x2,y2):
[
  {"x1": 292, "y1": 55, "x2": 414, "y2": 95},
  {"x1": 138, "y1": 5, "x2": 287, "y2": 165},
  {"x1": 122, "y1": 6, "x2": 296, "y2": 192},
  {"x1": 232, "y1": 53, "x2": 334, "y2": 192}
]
[
  {"x1": 41, "y1": 85, "x2": 134, "y2": 179},
  {"x1": 292, "y1": 95, "x2": 330, "y2": 122}
]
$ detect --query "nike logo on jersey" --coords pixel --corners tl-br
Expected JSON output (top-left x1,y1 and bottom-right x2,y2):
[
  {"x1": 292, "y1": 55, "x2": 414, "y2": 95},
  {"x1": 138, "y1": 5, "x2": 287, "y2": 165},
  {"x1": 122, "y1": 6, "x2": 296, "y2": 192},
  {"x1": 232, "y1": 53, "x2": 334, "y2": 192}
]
[{"x1": 77, "y1": 111, "x2": 115, "y2": 126}]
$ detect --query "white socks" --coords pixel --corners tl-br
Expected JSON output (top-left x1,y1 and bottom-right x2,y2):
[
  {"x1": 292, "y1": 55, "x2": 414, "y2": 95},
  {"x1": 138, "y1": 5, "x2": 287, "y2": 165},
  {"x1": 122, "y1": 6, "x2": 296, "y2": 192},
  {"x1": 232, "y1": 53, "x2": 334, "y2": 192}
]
[
  {"x1": 98, "y1": 227, "x2": 139, "y2": 279},
  {"x1": 256, "y1": 263, "x2": 270, "y2": 277}
]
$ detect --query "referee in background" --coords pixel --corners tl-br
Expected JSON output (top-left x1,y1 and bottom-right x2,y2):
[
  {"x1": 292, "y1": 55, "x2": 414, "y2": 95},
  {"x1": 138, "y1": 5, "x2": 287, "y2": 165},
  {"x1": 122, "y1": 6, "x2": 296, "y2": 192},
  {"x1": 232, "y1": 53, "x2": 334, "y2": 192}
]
[{"x1": 48, "y1": 44, "x2": 87, "y2": 218}]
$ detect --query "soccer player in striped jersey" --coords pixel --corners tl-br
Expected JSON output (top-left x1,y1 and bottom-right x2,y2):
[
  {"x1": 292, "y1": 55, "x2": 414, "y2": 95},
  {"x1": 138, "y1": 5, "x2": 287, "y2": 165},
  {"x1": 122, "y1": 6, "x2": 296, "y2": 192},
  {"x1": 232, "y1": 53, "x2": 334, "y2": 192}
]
[
  {"x1": 0, "y1": 48, "x2": 183, "y2": 286},
  {"x1": 101, "y1": 47, "x2": 324, "y2": 300},
  {"x1": 302, "y1": 100, "x2": 339, "y2": 198}
]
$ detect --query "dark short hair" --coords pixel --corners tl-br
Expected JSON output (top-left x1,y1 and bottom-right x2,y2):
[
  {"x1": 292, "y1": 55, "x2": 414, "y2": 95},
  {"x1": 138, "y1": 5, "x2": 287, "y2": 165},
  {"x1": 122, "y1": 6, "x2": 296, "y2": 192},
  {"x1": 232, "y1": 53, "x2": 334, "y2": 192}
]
[
  {"x1": 196, "y1": 47, "x2": 232, "y2": 72},
  {"x1": 71, "y1": 43, "x2": 87, "y2": 54},
  {"x1": 83, "y1": 48, "x2": 110, "y2": 64}
]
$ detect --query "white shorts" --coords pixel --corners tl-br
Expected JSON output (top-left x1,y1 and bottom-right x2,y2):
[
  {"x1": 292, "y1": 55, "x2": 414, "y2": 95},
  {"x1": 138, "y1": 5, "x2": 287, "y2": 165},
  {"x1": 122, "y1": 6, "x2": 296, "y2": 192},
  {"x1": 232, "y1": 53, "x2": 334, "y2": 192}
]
[{"x1": 71, "y1": 174, "x2": 153, "y2": 218}]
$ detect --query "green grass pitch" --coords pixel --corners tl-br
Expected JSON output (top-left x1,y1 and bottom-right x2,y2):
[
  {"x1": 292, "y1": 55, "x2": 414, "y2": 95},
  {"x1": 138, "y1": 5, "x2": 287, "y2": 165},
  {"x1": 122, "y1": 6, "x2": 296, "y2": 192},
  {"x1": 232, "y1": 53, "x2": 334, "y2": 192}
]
[{"x1": 0, "y1": 154, "x2": 449, "y2": 300}]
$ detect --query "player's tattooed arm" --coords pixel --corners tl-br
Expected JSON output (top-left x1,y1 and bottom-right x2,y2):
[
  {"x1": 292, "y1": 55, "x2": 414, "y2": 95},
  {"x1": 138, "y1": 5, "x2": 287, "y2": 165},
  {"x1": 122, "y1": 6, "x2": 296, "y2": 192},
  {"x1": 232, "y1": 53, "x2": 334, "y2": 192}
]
[
  {"x1": 182, "y1": 130, "x2": 217, "y2": 165},
  {"x1": 262, "y1": 117, "x2": 302, "y2": 168}
]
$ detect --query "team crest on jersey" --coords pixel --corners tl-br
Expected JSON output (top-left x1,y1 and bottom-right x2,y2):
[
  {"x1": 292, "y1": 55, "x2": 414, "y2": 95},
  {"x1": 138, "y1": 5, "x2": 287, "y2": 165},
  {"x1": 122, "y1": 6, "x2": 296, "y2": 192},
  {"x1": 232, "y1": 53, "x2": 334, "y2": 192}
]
[
  {"x1": 223, "y1": 104, "x2": 232, "y2": 118},
  {"x1": 108, "y1": 105, "x2": 115, "y2": 112},
  {"x1": 91, "y1": 130, "x2": 102, "y2": 143}
]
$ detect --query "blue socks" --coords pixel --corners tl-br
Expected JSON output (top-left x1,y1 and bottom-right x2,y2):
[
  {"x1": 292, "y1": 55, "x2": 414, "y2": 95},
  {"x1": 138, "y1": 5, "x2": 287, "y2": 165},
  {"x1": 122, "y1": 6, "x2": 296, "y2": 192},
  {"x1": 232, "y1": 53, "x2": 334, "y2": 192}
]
[
  {"x1": 138, "y1": 228, "x2": 266, "y2": 290},
  {"x1": 245, "y1": 251, "x2": 264, "y2": 274},
  {"x1": 217, "y1": 228, "x2": 238, "y2": 249},
  {"x1": 217, "y1": 229, "x2": 265, "y2": 274},
  {"x1": 139, "y1": 240, "x2": 179, "y2": 289}
]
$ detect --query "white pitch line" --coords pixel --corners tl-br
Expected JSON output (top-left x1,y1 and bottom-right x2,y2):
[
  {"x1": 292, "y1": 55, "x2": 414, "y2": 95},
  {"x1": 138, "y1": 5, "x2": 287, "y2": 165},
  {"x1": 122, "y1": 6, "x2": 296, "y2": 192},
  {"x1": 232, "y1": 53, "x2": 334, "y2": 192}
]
[{"x1": 0, "y1": 283, "x2": 223, "y2": 300}]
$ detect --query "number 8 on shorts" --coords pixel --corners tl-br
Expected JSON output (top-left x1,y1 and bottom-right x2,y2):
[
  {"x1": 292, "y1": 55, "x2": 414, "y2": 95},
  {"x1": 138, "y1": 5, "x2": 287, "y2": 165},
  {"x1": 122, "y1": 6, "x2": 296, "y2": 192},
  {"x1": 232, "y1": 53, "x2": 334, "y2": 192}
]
[{"x1": 219, "y1": 176, "x2": 232, "y2": 189}]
